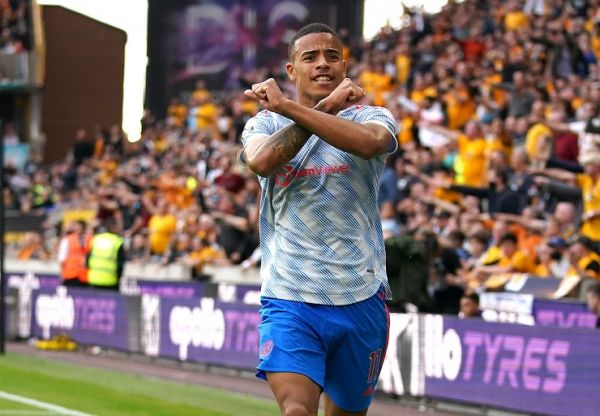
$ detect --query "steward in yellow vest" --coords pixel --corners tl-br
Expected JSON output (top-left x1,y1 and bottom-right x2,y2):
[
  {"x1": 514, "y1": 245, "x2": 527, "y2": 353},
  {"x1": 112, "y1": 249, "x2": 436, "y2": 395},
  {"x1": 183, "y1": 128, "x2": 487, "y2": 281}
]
[{"x1": 87, "y1": 224, "x2": 125, "y2": 290}]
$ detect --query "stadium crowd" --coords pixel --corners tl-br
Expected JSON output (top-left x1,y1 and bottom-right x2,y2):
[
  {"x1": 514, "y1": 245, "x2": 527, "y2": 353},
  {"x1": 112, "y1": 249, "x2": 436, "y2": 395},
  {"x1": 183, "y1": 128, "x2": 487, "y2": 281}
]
[
  {"x1": 0, "y1": 0, "x2": 29, "y2": 54},
  {"x1": 5, "y1": 0, "x2": 600, "y2": 313}
]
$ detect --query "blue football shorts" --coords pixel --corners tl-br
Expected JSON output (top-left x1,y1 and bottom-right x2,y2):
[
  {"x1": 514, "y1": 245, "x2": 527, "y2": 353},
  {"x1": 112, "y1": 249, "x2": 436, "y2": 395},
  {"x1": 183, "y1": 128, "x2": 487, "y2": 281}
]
[{"x1": 256, "y1": 287, "x2": 390, "y2": 412}]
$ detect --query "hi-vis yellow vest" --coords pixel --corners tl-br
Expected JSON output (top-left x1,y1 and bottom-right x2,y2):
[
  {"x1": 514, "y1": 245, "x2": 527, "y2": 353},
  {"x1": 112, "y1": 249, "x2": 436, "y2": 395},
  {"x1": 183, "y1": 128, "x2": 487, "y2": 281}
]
[{"x1": 87, "y1": 233, "x2": 123, "y2": 287}]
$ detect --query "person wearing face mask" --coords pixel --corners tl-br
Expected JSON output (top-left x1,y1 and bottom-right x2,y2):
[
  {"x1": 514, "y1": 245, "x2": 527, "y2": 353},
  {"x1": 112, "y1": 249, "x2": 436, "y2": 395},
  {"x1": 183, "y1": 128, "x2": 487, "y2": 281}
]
[{"x1": 535, "y1": 237, "x2": 571, "y2": 278}]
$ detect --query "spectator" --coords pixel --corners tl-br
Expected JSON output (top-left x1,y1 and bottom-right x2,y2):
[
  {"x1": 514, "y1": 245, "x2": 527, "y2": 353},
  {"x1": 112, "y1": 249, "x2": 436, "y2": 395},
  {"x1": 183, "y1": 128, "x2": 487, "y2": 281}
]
[
  {"x1": 459, "y1": 292, "x2": 483, "y2": 318},
  {"x1": 378, "y1": 156, "x2": 399, "y2": 206},
  {"x1": 424, "y1": 121, "x2": 488, "y2": 186},
  {"x1": 71, "y1": 129, "x2": 94, "y2": 166},
  {"x1": 533, "y1": 151, "x2": 600, "y2": 245},
  {"x1": 30, "y1": 171, "x2": 56, "y2": 210},
  {"x1": 2, "y1": 122, "x2": 19, "y2": 145},
  {"x1": 213, "y1": 154, "x2": 246, "y2": 194},
  {"x1": 163, "y1": 233, "x2": 193, "y2": 265},
  {"x1": 585, "y1": 282, "x2": 600, "y2": 328},
  {"x1": 183, "y1": 237, "x2": 229, "y2": 279},
  {"x1": 10, "y1": 0, "x2": 600, "y2": 293},
  {"x1": 212, "y1": 192, "x2": 254, "y2": 264},
  {"x1": 147, "y1": 199, "x2": 177, "y2": 257},
  {"x1": 471, "y1": 232, "x2": 536, "y2": 285},
  {"x1": 17, "y1": 232, "x2": 48, "y2": 261},
  {"x1": 447, "y1": 167, "x2": 523, "y2": 214},
  {"x1": 126, "y1": 233, "x2": 149, "y2": 263},
  {"x1": 380, "y1": 200, "x2": 401, "y2": 239},
  {"x1": 566, "y1": 236, "x2": 600, "y2": 280}
]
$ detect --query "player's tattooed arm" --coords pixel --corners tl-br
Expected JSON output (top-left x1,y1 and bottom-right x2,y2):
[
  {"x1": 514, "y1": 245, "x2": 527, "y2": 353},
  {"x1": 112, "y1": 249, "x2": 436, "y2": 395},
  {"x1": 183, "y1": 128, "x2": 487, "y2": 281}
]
[
  {"x1": 240, "y1": 122, "x2": 310, "y2": 176},
  {"x1": 271, "y1": 123, "x2": 311, "y2": 162},
  {"x1": 268, "y1": 99, "x2": 334, "y2": 162},
  {"x1": 239, "y1": 100, "x2": 330, "y2": 175}
]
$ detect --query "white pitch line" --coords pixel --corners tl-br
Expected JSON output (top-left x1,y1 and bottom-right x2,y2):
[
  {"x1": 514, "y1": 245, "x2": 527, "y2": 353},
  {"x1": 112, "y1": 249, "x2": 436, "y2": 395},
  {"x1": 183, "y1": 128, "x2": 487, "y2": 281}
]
[{"x1": 0, "y1": 391, "x2": 95, "y2": 416}]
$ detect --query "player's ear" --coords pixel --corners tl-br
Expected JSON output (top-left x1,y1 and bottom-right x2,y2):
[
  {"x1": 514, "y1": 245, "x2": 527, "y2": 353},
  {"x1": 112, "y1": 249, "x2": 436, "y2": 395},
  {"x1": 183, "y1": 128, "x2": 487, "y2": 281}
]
[{"x1": 286, "y1": 62, "x2": 296, "y2": 81}]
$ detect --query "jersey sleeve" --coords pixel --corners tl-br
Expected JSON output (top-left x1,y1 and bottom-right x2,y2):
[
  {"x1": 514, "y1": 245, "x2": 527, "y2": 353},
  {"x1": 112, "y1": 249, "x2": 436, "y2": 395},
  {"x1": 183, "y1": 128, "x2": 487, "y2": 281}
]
[
  {"x1": 354, "y1": 106, "x2": 398, "y2": 154},
  {"x1": 241, "y1": 110, "x2": 275, "y2": 148}
]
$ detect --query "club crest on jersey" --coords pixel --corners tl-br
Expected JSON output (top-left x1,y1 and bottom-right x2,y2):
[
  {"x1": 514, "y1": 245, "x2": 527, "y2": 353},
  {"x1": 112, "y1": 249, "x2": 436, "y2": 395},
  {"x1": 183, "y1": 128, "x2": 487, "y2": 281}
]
[{"x1": 260, "y1": 340, "x2": 274, "y2": 358}]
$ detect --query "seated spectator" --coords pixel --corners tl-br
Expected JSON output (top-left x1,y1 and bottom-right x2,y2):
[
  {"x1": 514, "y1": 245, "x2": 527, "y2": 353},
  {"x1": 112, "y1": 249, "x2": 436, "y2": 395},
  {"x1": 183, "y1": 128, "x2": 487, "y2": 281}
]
[
  {"x1": 470, "y1": 232, "x2": 536, "y2": 286},
  {"x1": 535, "y1": 237, "x2": 571, "y2": 278},
  {"x1": 479, "y1": 220, "x2": 509, "y2": 266}
]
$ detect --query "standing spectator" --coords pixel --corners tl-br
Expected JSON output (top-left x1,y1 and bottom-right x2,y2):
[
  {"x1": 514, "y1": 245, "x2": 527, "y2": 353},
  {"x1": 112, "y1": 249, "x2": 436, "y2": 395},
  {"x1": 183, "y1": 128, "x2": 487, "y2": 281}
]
[
  {"x1": 71, "y1": 129, "x2": 94, "y2": 166},
  {"x1": 126, "y1": 233, "x2": 149, "y2": 263},
  {"x1": 578, "y1": 152, "x2": 600, "y2": 246},
  {"x1": 459, "y1": 293, "x2": 483, "y2": 318},
  {"x1": 214, "y1": 154, "x2": 246, "y2": 194},
  {"x1": 534, "y1": 151, "x2": 600, "y2": 245},
  {"x1": 448, "y1": 167, "x2": 524, "y2": 214},
  {"x1": 147, "y1": 199, "x2": 177, "y2": 257},
  {"x1": 119, "y1": 191, "x2": 149, "y2": 238},
  {"x1": 30, "y1": 171, "x2": 55, "y2": 210},
  {"x1": 2, "y1": 122, "x2": 19, "y2": 144},
  {"x1": 106, "y1": 124, "x2": 125, "y2": 156},
  {"x1": 212, "y1": 192, "x2": 253, "y2": 264},
  {"x1": 57, "y1": 220, "x2": 90, "y2": 287},
  {"x1": 424, "y1": 121, "x2": 488, "y2": 186},
  {"x1": 504, "y1": 0, "x2": 530, "y2": 31},
  {"x1": 378, "y1": 155, "x2": 399, "y2": 207}
]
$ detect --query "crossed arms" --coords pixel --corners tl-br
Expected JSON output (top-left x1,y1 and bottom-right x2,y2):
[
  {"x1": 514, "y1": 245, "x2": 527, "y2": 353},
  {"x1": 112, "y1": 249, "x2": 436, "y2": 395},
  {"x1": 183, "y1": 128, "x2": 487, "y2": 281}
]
[{"x1": 241, "y1": 78, "x2": 395, "y2": 177}]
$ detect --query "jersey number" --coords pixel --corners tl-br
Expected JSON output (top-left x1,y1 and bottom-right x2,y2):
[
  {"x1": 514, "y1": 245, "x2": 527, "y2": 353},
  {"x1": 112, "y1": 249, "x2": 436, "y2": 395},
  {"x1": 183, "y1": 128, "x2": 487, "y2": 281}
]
[{"x1": 367, "y1": 348, "x2": 383, "y2": 383}]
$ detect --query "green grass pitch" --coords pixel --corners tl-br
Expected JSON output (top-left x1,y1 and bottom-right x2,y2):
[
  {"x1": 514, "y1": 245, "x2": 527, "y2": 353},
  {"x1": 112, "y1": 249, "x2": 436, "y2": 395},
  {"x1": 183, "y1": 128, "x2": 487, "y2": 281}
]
[{"x1": 0, "y1": 353, "x2": 280, "y2": 416}]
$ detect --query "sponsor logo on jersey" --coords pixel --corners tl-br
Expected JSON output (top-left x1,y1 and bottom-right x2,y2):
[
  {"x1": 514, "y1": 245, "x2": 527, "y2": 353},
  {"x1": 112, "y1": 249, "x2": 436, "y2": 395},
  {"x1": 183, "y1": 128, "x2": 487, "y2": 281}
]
[{"x1": 275, "y1": 164, "x2": 350, "y2": 187}]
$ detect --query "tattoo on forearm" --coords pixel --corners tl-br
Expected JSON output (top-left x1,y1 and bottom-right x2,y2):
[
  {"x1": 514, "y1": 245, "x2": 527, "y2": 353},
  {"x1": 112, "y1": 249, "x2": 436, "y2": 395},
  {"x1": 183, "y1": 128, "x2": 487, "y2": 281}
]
[{"x1": 270, "y1": 123, "x2": 311, "y2": 163}]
